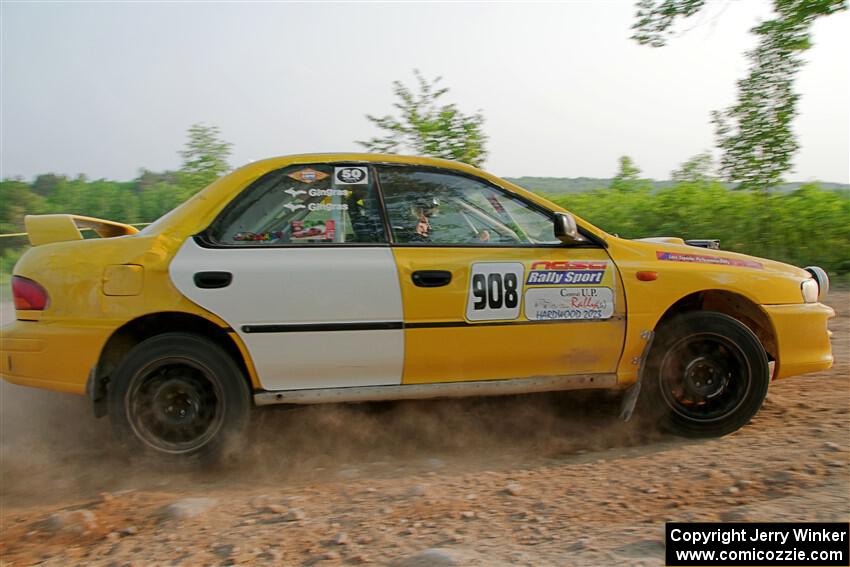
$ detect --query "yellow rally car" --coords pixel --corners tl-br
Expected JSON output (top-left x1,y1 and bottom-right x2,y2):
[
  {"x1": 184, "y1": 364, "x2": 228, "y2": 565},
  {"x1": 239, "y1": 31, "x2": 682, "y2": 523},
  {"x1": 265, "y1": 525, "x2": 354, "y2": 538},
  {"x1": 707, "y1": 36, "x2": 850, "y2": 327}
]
[{"x1": 1, "y1": 154, "x2": 835, "y2": 456}]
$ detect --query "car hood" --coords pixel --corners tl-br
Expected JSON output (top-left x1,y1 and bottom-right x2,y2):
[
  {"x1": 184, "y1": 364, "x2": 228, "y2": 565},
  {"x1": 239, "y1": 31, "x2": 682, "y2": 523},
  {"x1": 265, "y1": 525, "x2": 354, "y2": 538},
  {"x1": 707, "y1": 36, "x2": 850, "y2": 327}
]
[{"x1": 629, "y1": 236, "x2": 810, "y2": 278}]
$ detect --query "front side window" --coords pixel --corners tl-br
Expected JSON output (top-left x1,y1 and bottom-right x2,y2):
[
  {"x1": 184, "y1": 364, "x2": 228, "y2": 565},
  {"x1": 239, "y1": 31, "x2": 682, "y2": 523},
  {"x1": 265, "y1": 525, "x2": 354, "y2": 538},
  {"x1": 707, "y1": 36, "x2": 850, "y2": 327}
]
[
  {"x1": 208, "y1": 164, "x2": 386, "y2": 245},
  {"x1": 377, "y1": 167, "x2": 560, "y2": 246}
]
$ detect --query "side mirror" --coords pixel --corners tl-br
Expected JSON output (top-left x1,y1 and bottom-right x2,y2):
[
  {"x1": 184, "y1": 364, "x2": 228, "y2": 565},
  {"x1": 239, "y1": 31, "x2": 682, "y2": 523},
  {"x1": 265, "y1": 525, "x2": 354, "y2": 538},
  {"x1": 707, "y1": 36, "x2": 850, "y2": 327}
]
[{"x1": 553, "y1": 212, "x2": 581, "y2": 244}]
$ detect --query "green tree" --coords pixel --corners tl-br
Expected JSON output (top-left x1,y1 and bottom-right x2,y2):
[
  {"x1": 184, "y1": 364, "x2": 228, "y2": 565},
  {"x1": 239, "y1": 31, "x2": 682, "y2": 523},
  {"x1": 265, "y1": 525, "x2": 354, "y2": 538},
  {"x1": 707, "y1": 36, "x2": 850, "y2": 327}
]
[
  {"x1": 45, "y1": 175, "x2": 89, "y2": 214},
  {"x1": 136, "y1": 168, "x2": 178, "y2": 191},
  {"x1": 178, "y1": 123, "x2": 232, "y2": 194},
  {"x1": 358, "y1": 70, "x2": 488, "y2": 167},
  {"x1": 31, "y1": 173, "x2": 67, "y2": 198},
  {"x1": 0, "y1": 179, "x2": 44, "y2": 233},
  {"x1": 138, "y1": 182, "x2": 185, "y2": 222},
  {"x1": 610, "y1": 156, "x2": 650, "y2": 192},
  {"x1": 671, "y1": 152, "x2": 715, "y2": 184},
  {"x1": 632, "y1": 0, "x2": 847, "y2": 192}
]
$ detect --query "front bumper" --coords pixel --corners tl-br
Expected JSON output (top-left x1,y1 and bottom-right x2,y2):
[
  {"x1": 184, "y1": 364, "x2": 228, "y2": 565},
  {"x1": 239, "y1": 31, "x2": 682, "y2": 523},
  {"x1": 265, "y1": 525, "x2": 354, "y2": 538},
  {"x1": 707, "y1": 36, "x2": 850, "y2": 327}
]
[
  {"x1": 763, "y1": 302, "x2": 835, "y2": 379},
  {"x1": 0, "y1": 319, "x2": 111, "y2": 394}
]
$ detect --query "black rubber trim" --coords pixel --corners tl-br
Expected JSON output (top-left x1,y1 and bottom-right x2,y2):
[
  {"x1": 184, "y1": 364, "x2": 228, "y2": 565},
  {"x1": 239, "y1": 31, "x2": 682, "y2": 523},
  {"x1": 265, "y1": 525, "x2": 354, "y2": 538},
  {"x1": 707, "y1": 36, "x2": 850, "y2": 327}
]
[
  {"x1": 242, "y1": 321, "x2": 404, "y2": 334},
  {"x1": 242, "y1": 317, "x2": 623, "y2": 333},
  {"x1": 406, "y1": 317, "x2": 621, "y2": 329},
  {"x1": 193, "y1": 232, "x2": 390, "y2": 249}
]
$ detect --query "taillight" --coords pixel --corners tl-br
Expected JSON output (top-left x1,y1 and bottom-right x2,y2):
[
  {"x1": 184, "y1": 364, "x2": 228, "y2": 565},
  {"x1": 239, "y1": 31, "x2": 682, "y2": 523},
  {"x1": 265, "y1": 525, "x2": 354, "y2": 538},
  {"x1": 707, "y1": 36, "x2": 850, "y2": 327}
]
[{"x1": 12, "y1": 276, "x2": 49, "y2": 310}]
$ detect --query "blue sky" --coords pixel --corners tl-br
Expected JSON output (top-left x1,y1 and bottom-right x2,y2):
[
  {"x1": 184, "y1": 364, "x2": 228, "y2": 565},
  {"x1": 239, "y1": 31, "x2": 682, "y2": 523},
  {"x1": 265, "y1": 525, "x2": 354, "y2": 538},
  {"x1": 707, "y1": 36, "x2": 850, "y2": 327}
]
[{"x1": 1, "y1": 1, "x2": 848, "y2": 182}]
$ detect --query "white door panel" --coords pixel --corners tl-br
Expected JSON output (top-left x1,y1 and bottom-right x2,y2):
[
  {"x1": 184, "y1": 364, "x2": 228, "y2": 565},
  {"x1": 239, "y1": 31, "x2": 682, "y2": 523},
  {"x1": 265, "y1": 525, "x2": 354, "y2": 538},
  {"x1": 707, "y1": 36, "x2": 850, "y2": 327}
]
[
  {"x1": 169, "y1": 238, "x2": 404, "y2": 390},
  {"x1": 245, "y1": 331, "x2": 403, "y2": 390}
]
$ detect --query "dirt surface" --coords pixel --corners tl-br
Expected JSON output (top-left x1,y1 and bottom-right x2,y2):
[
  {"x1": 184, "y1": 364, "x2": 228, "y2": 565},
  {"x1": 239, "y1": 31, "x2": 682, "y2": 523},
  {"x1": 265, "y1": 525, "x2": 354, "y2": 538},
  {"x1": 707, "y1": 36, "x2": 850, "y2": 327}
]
[{"x1": 1, "y1": 292, "x2": 848, "y2": 566}]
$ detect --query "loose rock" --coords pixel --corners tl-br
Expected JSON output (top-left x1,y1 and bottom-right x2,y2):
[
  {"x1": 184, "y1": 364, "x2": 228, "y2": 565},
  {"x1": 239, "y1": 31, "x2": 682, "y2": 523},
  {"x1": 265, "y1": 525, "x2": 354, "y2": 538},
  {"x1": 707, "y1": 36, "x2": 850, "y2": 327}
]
[
  {"x1": 284, "y1": 508, "x2": 306, "y2": 522},
  {"x1": 157, "y1": 498, "x2": 218, "y2": 522},
  {"x1": 391, "y1": 548, "x2": 460, "y2": 567},
  {"x1": 42, "y1": 510, "x2": 97, "y2": 535}
]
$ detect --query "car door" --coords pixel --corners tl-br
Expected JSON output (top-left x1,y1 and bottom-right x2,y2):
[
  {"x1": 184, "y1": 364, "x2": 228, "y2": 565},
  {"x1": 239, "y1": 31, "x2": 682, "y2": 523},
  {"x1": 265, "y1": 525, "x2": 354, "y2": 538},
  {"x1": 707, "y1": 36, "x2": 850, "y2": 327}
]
[
  {"x1": 377, "y1": 165, "x2": 626, "y2": 384},
  {"x1": 169, "y1": 163, "x2": 404, "y2": 391}
]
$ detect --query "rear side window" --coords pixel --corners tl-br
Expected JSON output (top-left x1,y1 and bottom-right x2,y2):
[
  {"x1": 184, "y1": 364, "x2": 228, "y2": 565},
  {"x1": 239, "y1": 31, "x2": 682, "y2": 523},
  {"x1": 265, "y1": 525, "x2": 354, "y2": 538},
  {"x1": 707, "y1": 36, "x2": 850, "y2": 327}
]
[{"x1": 208, "y1": 164, "x2": 386, "y2": 245}]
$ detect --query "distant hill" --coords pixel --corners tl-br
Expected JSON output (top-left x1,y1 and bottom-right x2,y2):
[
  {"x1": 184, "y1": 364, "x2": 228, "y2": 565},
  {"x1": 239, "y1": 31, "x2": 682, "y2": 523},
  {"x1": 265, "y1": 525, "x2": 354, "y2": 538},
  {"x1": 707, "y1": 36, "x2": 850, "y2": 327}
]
[{"x1": 504, "y1": 176, "x2": 850, "y2": 195}]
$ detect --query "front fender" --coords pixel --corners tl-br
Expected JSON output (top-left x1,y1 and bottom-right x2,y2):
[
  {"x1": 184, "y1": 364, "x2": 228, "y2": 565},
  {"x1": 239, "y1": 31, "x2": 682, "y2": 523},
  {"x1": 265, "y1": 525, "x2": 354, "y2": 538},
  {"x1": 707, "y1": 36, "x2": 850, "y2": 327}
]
[{"x1": 607, "y1": 238, "x2": 810, "y2": 384}]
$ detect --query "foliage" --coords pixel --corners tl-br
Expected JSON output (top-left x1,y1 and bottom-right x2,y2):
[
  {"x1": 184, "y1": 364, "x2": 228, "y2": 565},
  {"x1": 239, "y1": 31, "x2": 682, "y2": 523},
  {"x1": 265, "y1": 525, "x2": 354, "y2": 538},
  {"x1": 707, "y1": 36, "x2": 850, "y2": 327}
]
[
  {"x1": 671, "y1": 152, "x2": 715, "y2": 184},
  {"x1": 610, "y1": 156, "x2": 652, "y2": 192},
  {"x1": 0, "y1": 124, "x2": 232, "y2": 265},
  {"x1": 2, "y1": 143, "x2": 847, "y2": 285},
  {"x1": 523, "y1": 156, "x2": 850, "y2": 276},
  {"x1": 547, "y1": 180, "x2": 850, "y2": 276},
  {"x1": 508, "y1": 176, "x2": 848, "y2": 196},
  {"x1": 631, "y1": 0, "x2": 706, "y2": 47},
  {"x1": 0, "y1": 179, "x2": 44, "y2": 234},
  {"x1": 632, "y1": 0, "x2": 847, "y2": 192},
  {"x1": 358, "y1": 70, "x2": 488, "y2": 167},
  {"x1": 178, "y1": 123, "x2": 232, "y2": 194}
]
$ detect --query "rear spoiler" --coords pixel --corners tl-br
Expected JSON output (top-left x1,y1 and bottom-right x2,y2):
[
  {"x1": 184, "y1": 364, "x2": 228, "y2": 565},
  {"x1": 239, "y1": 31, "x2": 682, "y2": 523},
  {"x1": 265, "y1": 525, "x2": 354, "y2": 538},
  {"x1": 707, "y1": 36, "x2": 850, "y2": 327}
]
[{"x1": 24, "y1": 214, "x2": 139, "y2": 246}]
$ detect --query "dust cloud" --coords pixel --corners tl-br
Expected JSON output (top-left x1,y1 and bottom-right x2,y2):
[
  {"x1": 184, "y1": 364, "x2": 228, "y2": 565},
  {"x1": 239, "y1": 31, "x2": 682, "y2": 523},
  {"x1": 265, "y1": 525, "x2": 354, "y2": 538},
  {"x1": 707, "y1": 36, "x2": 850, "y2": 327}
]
[
  {"x1": 1, "y1": 372, "x2": 656, "y2": 509},
  {"x1": 0, "y1": 296, "x2": 662, "y2": 509}
]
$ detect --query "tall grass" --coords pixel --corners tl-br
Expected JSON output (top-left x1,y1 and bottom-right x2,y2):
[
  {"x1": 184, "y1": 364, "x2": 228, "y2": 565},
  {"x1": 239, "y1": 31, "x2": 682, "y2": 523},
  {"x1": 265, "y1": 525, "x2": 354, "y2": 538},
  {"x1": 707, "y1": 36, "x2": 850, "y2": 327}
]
[
  {"x1": 550, "y1": 182, "x2": 850, "y2": 276},
  {"x1": 2, "y1": 181, "x2": 847, "y2": 279}
]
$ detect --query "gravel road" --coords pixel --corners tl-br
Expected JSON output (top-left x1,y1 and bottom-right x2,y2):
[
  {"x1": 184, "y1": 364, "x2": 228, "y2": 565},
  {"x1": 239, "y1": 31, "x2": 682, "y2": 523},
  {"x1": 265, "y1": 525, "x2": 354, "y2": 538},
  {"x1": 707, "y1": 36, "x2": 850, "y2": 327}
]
[{"x1": 1, "y1": 292, "x2": 848, "y2": 566}]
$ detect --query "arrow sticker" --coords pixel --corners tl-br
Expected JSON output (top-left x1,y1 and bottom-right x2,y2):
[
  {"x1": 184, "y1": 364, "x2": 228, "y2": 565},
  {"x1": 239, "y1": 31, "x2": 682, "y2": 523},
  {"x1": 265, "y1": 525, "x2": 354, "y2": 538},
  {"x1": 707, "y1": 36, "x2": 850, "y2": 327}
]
[
  {"x1": 283, "y1": 203, "x2": 306, "y2": 212},
  {"x1": 285, "y1": 188, "x2": 307, "y2": 197}
]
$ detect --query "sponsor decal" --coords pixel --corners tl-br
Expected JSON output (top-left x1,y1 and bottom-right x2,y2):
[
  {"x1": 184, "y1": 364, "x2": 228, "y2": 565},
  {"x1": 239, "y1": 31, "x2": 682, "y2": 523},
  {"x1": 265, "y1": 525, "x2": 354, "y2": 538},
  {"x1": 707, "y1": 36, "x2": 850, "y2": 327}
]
[
  {"x1": 525, "y1": 287, "x2": 614, "y2": 321},
  {"x1": 526, "y1": 260, "x2": 608, "y2": 286},
  {"x1": 656, "y1": 251, "x2": 763, "y2": 269},
  {"x1": 291, "y1": 219, "x2": 335, "y2": 241},
  {"x1": 486, "y1": 194, "x2": 506, "y2": 214},
  {"x1": 309, "y1": 187, "x2": 350, "y2": 197},
  {"x1": 283, "y1": 202, "x2": 306, "y2": 212},
  {"x1": 233, "y1": 231, "x2": 285, "y2": 242},
  {"x1": 335, "y1": 166, "x2": 368, "y2": 185},
  {"x1": 466, "y1": 263, "x2": 525, "y2": 322},
  {"x1": 309, "y1": 202, "x2": 348, "y2": 211},
  {"x1": 287, "y1": 168, "x2": 328, "y2": 184},
  {"x1": 284, "y1": 187, "x2": 307, "y2": 197}
]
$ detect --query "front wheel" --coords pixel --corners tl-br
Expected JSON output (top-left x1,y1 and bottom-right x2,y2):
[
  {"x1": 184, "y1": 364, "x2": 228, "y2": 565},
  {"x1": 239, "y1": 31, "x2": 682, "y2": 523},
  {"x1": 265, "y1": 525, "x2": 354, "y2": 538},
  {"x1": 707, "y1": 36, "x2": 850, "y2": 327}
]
[
  {"x1": 642, "y1": 311, "x2": 770, "y2": 438},
  {"x1": 108, "y1": 332, "x2": 251, "y2": 458}
]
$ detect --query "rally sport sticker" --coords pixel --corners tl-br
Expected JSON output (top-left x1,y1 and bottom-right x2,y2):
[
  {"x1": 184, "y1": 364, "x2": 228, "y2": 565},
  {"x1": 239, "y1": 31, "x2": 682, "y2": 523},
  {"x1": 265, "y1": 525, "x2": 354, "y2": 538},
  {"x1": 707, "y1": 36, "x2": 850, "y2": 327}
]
[
  {"x1": 525, "y1": 260, "x2": 609, "y2": 285},
  {"x1": 524, "y1": 287, "x2": 614, "y2": 321}
]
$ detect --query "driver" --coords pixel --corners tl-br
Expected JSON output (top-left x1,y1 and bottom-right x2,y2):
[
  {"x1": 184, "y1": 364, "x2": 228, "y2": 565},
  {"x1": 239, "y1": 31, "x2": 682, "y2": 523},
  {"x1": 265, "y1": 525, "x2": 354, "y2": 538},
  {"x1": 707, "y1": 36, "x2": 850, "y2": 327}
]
[{"x1": 410, "y1": 198, "x2": 439, "y2": 242}]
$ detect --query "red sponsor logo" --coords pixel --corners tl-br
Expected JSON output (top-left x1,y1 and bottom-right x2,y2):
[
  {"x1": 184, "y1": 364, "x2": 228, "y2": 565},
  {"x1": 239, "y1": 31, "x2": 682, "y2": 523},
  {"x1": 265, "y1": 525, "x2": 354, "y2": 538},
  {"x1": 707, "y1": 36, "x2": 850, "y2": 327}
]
[{"x1": 530, "y1": 260, "x2": 608, "y2": 270}]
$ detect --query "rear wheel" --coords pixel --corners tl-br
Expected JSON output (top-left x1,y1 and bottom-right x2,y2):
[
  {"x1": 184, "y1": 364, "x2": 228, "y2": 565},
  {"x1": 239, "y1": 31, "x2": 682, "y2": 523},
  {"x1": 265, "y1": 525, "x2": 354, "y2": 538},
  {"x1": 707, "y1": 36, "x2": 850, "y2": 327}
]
[
  {"x1": 108, "y1": 333, "x2": 251, "y2": 458},
  {"x1": 642, "y1": 311, "x2": 769, "y2": 438}
]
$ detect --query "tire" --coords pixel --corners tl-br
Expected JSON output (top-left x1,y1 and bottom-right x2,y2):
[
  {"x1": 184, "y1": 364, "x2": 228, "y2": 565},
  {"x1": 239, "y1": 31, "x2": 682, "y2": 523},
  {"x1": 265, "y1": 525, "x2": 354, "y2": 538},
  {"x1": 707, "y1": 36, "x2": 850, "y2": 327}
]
[
  {"x1": 108, "y1": 332, "x2": 251, "y2": 458},
  {"x1": 641, "y1": 311, "x2": 770, "y2": 438}
]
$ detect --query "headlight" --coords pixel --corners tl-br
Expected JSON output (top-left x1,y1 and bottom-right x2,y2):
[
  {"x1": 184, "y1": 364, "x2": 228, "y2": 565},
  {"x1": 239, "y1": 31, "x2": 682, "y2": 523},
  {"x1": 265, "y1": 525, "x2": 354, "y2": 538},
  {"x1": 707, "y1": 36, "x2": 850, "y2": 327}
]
[
  {"x1": 801, "y1": 279, "x2": 818, "y2": 303},
  {"x1": 804, "y1": 266, "x2": 830, "y2": 302}
]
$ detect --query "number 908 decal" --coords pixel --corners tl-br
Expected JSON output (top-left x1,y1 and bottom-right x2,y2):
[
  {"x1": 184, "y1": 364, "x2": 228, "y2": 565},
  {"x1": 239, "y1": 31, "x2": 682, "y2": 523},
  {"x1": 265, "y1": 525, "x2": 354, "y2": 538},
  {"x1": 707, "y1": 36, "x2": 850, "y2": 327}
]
[{"x1": 465, "y1": 263, "x2": 524, "y2": 321}]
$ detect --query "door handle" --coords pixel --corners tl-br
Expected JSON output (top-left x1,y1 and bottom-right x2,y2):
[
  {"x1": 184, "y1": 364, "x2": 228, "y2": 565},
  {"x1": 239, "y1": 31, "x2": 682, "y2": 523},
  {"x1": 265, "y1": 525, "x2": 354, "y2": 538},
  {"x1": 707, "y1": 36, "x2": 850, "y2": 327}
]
[
  {"x1": 412, "y1": 270, "x2": 452, "y2": 288},
  {"x1": 194, "y1": 271, "x2": 232, "y2": 289}
]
